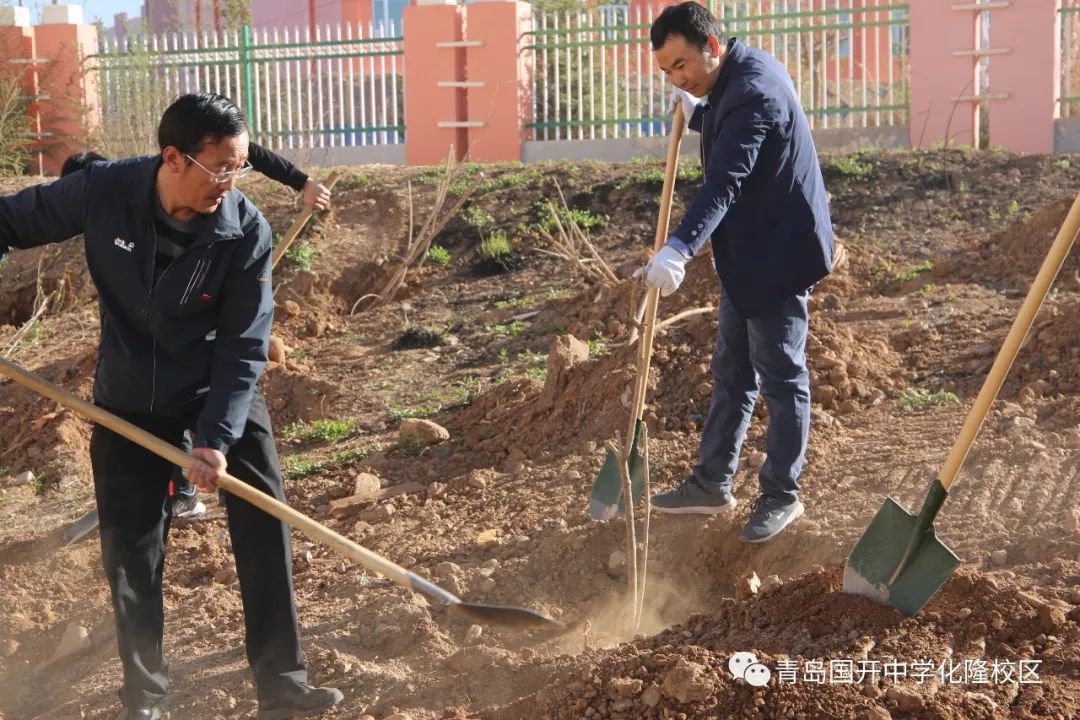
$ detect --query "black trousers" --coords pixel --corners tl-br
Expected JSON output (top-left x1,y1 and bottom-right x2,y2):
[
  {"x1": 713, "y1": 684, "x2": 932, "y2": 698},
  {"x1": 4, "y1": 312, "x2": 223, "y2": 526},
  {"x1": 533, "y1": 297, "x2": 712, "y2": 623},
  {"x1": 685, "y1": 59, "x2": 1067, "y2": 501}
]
[{"x1": 90, "y1": 391, "x2": 306, "y2": 707}]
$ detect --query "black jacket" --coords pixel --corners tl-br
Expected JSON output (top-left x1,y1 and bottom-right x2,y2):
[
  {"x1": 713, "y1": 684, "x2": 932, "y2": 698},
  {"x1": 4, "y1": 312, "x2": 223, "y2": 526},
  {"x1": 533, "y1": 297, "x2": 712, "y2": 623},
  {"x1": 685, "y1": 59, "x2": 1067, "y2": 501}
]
[
  {"x1": 0, "y1": 156, "x2": 274, "y2": 452},
  {"x1": 671, "y1": 38, "x2": 834, "y2": 317}
]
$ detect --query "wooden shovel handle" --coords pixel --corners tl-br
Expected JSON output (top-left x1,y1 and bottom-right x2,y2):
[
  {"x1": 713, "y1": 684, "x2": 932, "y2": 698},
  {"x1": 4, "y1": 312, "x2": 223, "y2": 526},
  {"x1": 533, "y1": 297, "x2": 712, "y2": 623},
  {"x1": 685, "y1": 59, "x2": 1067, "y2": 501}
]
[
  {"x1": 0, "y1": 356, "x2": 428, "y2": 598},
  {"x1": 271, "y1": 169, "x2": 345, "y2": 270},
  {"x1": 624, "y1": 104, "x2": 686, "y2": 446},
  {"x1": 939, "y1": 191, "x2": 1080, "y2": 491}
]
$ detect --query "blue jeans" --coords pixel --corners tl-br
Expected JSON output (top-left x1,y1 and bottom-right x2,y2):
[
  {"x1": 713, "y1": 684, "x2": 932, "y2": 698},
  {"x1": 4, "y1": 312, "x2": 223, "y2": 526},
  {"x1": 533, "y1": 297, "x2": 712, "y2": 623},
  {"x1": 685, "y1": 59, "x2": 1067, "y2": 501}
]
[{"x1": 693, "y1": 289, "x2": 811, "y2": 504}]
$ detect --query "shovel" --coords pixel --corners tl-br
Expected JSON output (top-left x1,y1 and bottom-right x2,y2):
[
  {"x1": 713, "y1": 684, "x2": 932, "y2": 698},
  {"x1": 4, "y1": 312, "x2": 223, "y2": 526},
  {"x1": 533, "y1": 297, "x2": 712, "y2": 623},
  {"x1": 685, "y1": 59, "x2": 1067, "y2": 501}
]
[
  {"x1": 62, "y1": 179, "x2": 345, "y2": 546},
  {"x1": 844, "y1": 190, "x2": 1080, "y2": 617},
  {"x1": 589, "y1": 103, "x2": 686, "y2": 521},
  {"x1": 0, "y1": 357, "x2": 560, "y2": 630}
]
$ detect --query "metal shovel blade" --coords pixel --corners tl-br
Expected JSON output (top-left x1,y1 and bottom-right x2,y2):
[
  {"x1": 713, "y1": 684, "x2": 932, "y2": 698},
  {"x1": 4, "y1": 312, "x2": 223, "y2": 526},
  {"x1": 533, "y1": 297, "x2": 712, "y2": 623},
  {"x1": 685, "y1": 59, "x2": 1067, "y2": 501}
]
[
  {"x1": 843, "y1": 495, "x2": 961, "y2": 617},
  {"x1": 588, "y1": 421, "x2": 647, "y2": 521},
  {"x1": 64, "y1": 508, "x2": 100, "y2": 546},
  {"x1": 447, "y1": 601, "x2": 563, "y2": 630}
]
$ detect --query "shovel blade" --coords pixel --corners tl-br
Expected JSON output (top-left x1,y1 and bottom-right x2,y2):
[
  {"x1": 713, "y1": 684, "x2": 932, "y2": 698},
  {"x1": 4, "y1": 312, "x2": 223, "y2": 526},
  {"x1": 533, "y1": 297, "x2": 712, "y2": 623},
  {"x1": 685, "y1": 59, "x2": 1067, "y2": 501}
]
[
  {"x1": 588, "y1": 424, "x2": 647, "y2": 521},
  {"x1": 64, "y1": 509, "x2": 100, "y2": 546},
  {"x1": 447, "y1": 601, "x2": 563, "y2": 630},
  {"x1": 843, "y1": 496, "x2": 962, "y2": 617}
]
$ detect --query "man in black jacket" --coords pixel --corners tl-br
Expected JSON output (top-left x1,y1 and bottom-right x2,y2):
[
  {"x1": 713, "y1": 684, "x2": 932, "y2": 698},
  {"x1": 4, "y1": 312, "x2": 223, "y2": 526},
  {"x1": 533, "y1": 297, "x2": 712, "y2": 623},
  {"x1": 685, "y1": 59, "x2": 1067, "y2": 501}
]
[
  {"x1": 61, "y1": 143, "x2": 332, "y2": 521},
  {"x1": 638, "y1": 3, "x2": 834, "y2": 543},
  {"x1": 0, "y1": 94, "x2": 342, "y2": 720}
]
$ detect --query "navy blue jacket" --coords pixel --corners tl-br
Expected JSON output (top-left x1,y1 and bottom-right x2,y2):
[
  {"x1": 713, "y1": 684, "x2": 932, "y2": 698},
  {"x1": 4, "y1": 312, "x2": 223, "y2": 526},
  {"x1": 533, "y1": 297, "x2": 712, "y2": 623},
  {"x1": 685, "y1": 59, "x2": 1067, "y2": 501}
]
[
  {"x1": 0, "y1": 156, "x2": 274, "y2": 452},
  {"x1": 669, "y1": 38, "x2": 834, "y2": 317}
]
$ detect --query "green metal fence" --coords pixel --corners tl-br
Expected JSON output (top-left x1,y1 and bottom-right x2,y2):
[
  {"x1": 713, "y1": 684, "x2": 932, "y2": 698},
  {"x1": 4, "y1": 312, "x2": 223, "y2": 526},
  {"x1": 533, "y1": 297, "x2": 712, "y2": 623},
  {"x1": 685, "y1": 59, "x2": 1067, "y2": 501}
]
[
  {"x1": 93, "y1": 23, "x2": 404, "y2": 157},
  {"x1": 526, "y1": 1, "x2": 910, "y2": 142}
]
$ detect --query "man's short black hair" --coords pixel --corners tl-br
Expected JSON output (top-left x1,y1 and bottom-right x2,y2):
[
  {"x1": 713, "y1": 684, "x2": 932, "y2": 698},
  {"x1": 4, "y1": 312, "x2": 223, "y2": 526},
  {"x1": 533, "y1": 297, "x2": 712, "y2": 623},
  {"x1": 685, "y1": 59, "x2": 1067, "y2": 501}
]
[
  {"x1": 651, "y1": 2, "x2": 725, "y2": 52},
  {"x1": 61, "y1": 150, "x2": 108, "y2": 177},
  {"x1": 157, "y1": 93, "x2": 248, "y2": 156}
]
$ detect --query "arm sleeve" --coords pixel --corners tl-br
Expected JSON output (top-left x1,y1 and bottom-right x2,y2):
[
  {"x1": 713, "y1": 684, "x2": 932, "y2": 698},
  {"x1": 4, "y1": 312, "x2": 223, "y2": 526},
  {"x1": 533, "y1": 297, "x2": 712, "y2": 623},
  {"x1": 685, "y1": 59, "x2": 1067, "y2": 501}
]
[
  {"x1": 669, "y1": 93, "x2": 773, "y2": 258},
  {"x1": 248, "y1": 142, "x2": 309, "y2": 192},
  {"x1": 194, "y1": 218, "x2": 274, "y2": 452},
  {"x1": 0, "y1": 171, "x2": 89, "y2": 258}
]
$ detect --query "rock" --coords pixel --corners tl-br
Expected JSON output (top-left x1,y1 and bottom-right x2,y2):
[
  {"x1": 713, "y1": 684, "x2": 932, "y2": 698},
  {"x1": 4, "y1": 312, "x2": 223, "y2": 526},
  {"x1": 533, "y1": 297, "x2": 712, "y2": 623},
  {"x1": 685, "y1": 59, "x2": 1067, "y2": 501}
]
[
  {"x1": 398, "y1": 419, "x2": 449, "y2": 445},
  {"x1": 476, "y1": 529, "x2": 500, "y2": 547},
  {"x1": 642, "y1": 684, "x2": 662, "y2": 708},
  {"x1": 760, "y1": 575, "x2": 783, "y2": 595},
  {"x1": 52, "y1": 622, "x2": 91, "y2": 662},
  {"x1": 434, "y1": 562, "x2": 461, "y2": 580},
  {"x1": 1066, "y1": 507, "x2": 1080, "y2": 537},
  {"x1": 1007, "y1": 497, "x2": 1024, "y2": 514},
  {"x1": 468, "y1": 474, "x2": 488, "y2": 490},
  {"x1": 747, "y1": 451, "x2": 766, "y2": 469},
  {"x1": 662, "y1": 658, "x2": 715, "y2": 703},
  {"x1": 1038, "y1": 604, "x2": 1067, "y2": 635},
  {"x1": 359, "y1": 504, "x2": 396, "y2": 523},
  {"x1": 736, "y1": 571, "x2": 761, "y2": 600},
  {"x1": 353, "y1": 473, "x2": 382, "y2": 498},
  {"x1": 990, "y1": 550, "x2": 1008, "y2": 567},
  {"x1": 329, "y1": 494, "x2": 375, "y2": 518},
  {"x1": 214, "y1": 567, "x2": 237, "y2": 584},
  {"x1": 279, "y1": 300, "x2": 302, "y2": 318},
  {"x1": 465, "y1": 624, "x2": 483, "y2": 644},
  {"x1": 885, "y1": 685, "x2": 924, "y2": 712},
  {"x1": 608, "y1": 677, "x2": 643, "y2": 698},
  {"x1": 13, "y1": 471, "x2": 34, "y2": 486},
  {"x1": 956, "y1": 607, "x2": 972, "y2": 620},
  {"x1": 0, "y1": 639, "x2": 19, "y2": 658},
  {"x1": 865, "y1": 705, "x2": 891, "y2": 720},
  {"x1": 608, "y1": 550, "x2": 627, "y2": 573},
  {"x1": 480, "y1": 577, "x2": 497, "y2": 593},
  {"x1": 268, "y1": 335, "x2": 288, "y2": 363}
]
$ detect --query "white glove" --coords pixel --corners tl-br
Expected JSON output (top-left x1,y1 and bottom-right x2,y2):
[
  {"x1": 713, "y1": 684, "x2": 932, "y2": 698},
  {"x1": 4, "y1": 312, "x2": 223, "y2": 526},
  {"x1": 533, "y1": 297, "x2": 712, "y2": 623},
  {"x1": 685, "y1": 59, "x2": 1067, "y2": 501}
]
[
  {"x1": 633, "y1": 243, "x2": 688, "y2": 297},
  {"x1": 669, "y1": 87, "x2": 700, "y2": 127}
]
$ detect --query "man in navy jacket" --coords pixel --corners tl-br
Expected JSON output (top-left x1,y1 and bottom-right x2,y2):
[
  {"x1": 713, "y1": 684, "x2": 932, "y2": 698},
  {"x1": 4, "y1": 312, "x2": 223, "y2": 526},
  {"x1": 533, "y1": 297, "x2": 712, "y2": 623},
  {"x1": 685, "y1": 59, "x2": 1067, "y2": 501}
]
[
  {"x1": 0, "y1": 94, "x2": 342, "y2": 720},
  {"x1": 638, "y1": 3, "x2": 834, "y2": 543}
]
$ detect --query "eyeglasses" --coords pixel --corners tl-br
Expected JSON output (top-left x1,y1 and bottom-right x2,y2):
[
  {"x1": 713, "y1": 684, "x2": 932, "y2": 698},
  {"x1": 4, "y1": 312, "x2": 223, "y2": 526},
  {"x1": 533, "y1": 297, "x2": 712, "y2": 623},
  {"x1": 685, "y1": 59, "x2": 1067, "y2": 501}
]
[{"x1": 184, "y1": 154, "x2": 253, "y2": 184}]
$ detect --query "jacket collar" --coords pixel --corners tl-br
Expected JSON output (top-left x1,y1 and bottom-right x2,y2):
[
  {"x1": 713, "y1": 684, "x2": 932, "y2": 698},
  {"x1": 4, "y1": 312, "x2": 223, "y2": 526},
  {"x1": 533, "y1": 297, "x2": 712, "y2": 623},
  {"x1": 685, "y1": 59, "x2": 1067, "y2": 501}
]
[
  {"x1": 127, "y1": 155, "x2": 245, "y2": 243},
  {"x1": 706, "y1": 37, "x2": 746, "y2": 107}
]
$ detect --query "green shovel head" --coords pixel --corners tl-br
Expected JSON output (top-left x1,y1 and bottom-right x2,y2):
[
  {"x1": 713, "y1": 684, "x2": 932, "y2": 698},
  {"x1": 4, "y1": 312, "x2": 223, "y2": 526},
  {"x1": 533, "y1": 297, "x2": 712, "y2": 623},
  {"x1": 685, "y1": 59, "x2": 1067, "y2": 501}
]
[
  {"x1": 843, "y1": 494, "x2": 962, "y2": 617},
  {"x1": 588, "y1": 421, "x2": 647, "y2": 521}
]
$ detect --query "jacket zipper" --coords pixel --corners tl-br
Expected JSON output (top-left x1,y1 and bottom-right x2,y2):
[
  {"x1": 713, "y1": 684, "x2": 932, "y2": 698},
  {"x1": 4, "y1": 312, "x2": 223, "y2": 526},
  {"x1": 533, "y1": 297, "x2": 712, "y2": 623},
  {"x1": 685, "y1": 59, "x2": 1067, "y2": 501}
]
[{"x1": 144, "y1": 256, "x2": 180, "y2": 413}]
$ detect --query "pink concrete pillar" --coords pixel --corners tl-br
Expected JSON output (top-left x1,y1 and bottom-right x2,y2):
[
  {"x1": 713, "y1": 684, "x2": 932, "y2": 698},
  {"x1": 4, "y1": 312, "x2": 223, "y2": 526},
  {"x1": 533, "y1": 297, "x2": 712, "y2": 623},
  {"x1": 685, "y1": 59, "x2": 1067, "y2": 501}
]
[
  {"x1": 908, "y1": 0, "x2": 979, "y2": 148},
  {"x1": 462, "y1": 1, "x2": 532, "y2": 163},
  {"x1": 403, "y1": 2, "x2": 466, "y2": 164},
  {"x1": 989, "y1": 0, "x2": 1060, "y2": 153},
  {"x1": 34, "y1": 13, "x2": 100, "y2": 174}
]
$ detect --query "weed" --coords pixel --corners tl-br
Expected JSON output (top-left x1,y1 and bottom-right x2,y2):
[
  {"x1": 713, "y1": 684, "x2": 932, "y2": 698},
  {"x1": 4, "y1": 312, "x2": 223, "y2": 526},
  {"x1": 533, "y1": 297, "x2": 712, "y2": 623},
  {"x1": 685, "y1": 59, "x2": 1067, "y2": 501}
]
[
  {"x1": 284, "y1": 240, "x2": 315, "y2": 271},
  {"x1": 332, "y1": 447, "x2": 372, "y2": 465},
  {"x1": 833, "y1": 156, "x2": 874, "y2": 181},
  {"x1": 540, "y1": 323, "x2": 568, "y2": 335},
  {"x1": 476, "y1": 232, "x2": 521, "y2": 274},
  {"x1": 283, "y1": 455, "x2": 327, "y2": 480},
  {"x1": 462, "y1": 204, "x2": 495, "y2": 229},
  {"x1": 588, "y1": 336, "x2": 606, "y2": 357},
  {"x1": 895, "y1": 260, "x2": 934, "y2": 282},
  {"x1": 426, "y1": 245, "x2": 451, "y2": 267},
  {"x1": 523, "y1": 366, "x2": 547, "y2": 380},
  {"x1": 497, "y1": 347, "x2": 509, "y2": 363},
  {"x1": 486, "y1": 320, "x2": 525, "y2": 337},
  {"x1": 1007, "y1": 200, "x2": 1020, "y2": 216},
  {"x1": 283, "y1": 418, "x2": 356, "y2": 443},
  {"x1": 339, "y1": 173, "x2": 371, "y2": 190},
  {"x1": 517, "y1": 350, "x2": 547, "y2": 364},
  {"x1": 921, "y1": 283, "x2": 937, "y2": 295},
  {"x1": 393, "y1": 326, "x2": 444, "y2": 350},
  {"x1": 898, "y1": 388, "x2": 959, "y2": 411},
  {"x1": 395, "y1": 436, "x2": 430, "y2": 457},
  {"x1": 389, "y1": 403, "x2": 441, "y2": 419},
  {"x1": 989, "y1": 207, "x2": 1001, "y2": 221},
  {"x1": 493, "y1": 294, "x2": 537, "y2": 309}
]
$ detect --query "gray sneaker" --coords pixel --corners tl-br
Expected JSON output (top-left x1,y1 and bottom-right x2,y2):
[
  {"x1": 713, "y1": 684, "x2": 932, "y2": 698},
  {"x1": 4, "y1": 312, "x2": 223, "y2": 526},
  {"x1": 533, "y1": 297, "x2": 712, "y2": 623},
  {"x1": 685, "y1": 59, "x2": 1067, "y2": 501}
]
[
  {"x1": 739, "y1": 495, "x2": 804, "y2": 543},
  {"x1": 652, "y1": 478, "x2": 737, "y2": 515}
]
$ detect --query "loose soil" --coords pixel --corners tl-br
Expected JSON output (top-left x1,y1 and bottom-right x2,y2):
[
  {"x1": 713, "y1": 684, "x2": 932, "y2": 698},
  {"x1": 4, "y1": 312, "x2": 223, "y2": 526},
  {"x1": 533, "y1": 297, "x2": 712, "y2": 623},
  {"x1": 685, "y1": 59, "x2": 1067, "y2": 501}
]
[{"x1": 1, "y1": 150, "x2": 1079, "y2": 720}]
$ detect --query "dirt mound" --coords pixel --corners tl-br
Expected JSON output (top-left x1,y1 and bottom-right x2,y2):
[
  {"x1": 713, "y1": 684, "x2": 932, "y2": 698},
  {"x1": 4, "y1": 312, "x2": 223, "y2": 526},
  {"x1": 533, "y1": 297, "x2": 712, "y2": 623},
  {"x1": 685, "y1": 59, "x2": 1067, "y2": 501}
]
[{"x1": 513, "y1": 565, "x2": 1080, "y2": 720}]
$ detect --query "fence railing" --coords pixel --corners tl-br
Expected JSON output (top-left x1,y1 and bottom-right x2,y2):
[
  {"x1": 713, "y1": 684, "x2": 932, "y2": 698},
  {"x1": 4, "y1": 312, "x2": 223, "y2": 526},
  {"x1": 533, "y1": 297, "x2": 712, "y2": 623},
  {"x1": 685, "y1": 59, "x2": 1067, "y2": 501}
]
[
  {"x1": 93, "y1": 22, "x2": 405, "y2": 156},
  {"x1": 525, "y1": 1, "x2": 910, "y2": 142},
  {"x1": 1061, "y1": 2, "x2": 1080, "y2": 118}
]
